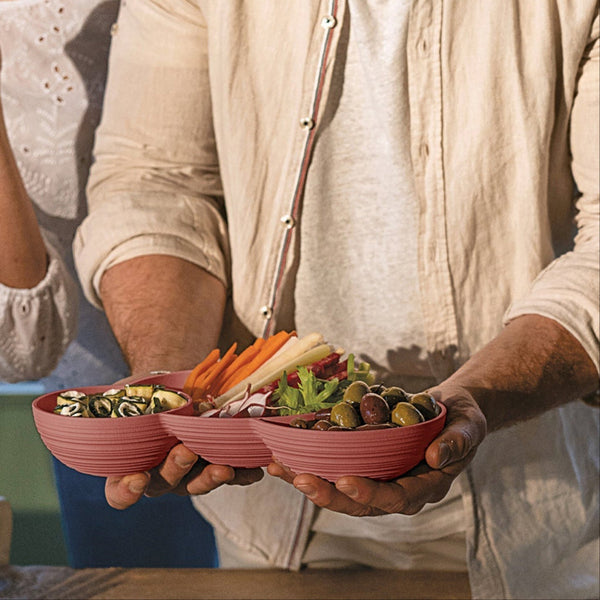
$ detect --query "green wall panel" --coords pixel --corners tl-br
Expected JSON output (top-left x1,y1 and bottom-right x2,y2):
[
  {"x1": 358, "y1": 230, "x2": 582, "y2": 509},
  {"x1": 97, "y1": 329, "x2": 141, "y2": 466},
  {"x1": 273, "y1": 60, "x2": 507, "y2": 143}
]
[{"x1": 0, "y1": 393, "x2": 68, "y2": 565}]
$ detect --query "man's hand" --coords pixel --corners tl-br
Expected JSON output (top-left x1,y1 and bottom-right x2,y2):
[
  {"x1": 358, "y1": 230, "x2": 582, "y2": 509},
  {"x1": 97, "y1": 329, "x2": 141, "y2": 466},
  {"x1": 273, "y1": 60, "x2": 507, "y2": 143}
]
[
  {"x1": 98, "y1": 255, "x2": 237, "y2": 509},
  {"x1": 267, "y1": 385, "x2": 485, "y2": 516},
  {"x1": 105, "y1": 443, "x2": 264, "y2": 510},
  {"x1": 268, "y1": 315, "x2": 598, "y2": 517}
]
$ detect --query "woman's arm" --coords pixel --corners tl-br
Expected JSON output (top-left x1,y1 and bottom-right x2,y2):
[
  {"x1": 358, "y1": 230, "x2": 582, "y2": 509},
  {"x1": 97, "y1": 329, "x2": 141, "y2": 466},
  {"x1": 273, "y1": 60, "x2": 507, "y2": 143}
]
[
  {"x1": 0, "y1": 99, "x2": 48, "y2": 288},
  {"x1": 0, "y1": 67, "x2": 78, "y2": 382}
]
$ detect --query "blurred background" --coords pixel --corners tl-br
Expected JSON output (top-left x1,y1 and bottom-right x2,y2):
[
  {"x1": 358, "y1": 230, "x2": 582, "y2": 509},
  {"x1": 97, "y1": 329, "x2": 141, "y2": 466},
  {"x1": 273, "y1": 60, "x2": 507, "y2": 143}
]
[{"x1": 0, "y1": 380, "x2": 68, "y2": 565}]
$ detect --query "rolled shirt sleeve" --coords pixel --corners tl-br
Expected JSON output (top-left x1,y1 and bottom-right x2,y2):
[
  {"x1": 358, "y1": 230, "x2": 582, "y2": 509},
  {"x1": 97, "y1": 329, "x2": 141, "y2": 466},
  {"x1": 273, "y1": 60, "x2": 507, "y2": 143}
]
[
  {"x1": 504, "y1": 13, "x2": 600, "y2": 373},
  {"x1": 0, "y1": 240, "x2": 78, "y2": 383},
  {"x1": 73, "y1": 0, "x2": 230, "y2": 310}
]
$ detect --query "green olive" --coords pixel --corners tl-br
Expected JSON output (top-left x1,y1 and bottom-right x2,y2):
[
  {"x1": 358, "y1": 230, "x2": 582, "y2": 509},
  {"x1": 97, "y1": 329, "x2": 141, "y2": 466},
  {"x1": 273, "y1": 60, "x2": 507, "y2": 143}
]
[
  {"x1": 330, "y1": 401, "x2": 362, "y2": 428},
  {"x1": 343, "y1": 380, "x2": 370, "y2": 404},
  {"x1": 391, "y1": 402, "x2": 425, "y2": 427},
  {"x1": 409, "y1": 392, "x2": 439, "y2": 420}
]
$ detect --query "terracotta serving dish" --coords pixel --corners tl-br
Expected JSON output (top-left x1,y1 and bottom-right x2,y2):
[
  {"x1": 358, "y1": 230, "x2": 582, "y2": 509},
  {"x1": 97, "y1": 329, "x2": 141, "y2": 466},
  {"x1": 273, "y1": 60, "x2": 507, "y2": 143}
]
[
  {"x1": 32, "y1": 385, "x2": 193, "y2": 477},
  {"x1": 33, "y1": 371, "x2": 446, "y2": 481},
  {"x1": 254, "y1": 401, "x2": 447, "y2": 482}
]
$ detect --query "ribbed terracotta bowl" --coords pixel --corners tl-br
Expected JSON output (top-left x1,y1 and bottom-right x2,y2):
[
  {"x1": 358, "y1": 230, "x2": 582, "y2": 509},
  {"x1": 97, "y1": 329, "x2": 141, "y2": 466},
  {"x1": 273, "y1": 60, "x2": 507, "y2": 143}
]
[
  {"x1": 34, "y1": 371, "x2": 447, "y2": 481},
  {"x1": 133, "y1": 371, "x2": 297, "y2": 468},
  {"x1": 254, "y1": 402, "x2": 447, "y2": 482},
  {"x1": 32, "y1": 385, "x2": 193, "y2": 477}
]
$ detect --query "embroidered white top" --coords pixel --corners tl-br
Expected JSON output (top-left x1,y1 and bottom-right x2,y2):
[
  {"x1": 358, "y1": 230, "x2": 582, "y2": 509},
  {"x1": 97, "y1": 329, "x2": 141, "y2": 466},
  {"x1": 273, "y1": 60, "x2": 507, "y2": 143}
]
[{"x1": 0, "y1": 0, "x2": 127, "y2": 387}]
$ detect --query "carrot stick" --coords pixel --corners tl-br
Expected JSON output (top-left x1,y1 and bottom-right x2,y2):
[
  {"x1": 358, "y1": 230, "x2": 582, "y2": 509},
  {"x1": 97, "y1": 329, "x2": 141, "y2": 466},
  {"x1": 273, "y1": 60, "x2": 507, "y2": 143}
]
[
  {"x1": 215, "y1": 338, "x2": 266, "y2": 394},
  {"x1": 194, "y1": 342, "x2": 238, "y2": 398},
  {"x1": 218, "y1": 331, "x2": 292, "y2": 393},
  {"x1": 191, "y1": 361, "x2": 219, "y2": 397},
  {"x1": 183, "y1": 348, "x2": 220, "y2": 395}
]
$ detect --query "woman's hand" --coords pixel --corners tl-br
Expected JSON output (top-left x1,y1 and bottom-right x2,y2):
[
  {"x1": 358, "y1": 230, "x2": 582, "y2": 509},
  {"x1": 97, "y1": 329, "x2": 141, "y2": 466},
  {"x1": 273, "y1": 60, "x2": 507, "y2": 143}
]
[
  {"x1": 267, "y1": 384, "x2": 486, "y2": 516},
  {"x1": 105, "y1": 443, "x2": 264, "y2": 510}
]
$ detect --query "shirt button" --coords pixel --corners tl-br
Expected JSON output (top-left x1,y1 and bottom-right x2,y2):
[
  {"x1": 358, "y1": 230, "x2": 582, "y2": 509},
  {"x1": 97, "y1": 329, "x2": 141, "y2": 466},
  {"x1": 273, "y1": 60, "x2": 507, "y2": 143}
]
[
  {"x1": 417, "y1": 36, "x2": 428, "y2": 57},
  {"x1": 110, "y1": 22, "x2": 118, "y2": 36},
  {"x1": 419, "y1": 142, "x2": 430, "y2": 161},
  {"x1": 321, "y1": 15, "x2": 337, "y2": 29},
  {"x1": 280, "y1": 215, "x2": 296, "y2": 229},
  {"x1": 299, "y1": 117, "x2": 315, "y2": 130},
  {"x1": 260, "y1": 306, "x2": 273, "y2": 320}
]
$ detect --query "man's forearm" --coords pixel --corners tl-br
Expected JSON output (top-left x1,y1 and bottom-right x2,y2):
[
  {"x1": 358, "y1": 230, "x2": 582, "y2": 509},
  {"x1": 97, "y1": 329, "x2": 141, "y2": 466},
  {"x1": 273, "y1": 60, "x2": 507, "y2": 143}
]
[
  {"x1": 441, "y1": 314, "x2": 599, "y2": 432},
  {"x1": 100, "y1": 255, "x2": 227, "y2": 376}
]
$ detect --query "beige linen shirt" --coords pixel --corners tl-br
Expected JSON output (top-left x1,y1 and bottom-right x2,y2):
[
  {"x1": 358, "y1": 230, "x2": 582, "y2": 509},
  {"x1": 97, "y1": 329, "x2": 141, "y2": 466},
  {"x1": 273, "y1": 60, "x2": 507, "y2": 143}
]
[{"x1": 74, "y1": 2, "x2": 599, "y2": 598}]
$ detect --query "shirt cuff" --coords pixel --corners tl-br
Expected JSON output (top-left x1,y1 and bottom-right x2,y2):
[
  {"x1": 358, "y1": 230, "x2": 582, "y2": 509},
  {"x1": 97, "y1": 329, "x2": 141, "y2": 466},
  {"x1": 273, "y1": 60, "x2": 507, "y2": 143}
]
[
  {"x1": 503, "y1": 251, "x2": 600, "y2": 374},
  {"x1": 73, "y1": 193, "x2": 230, "y2": 310}
]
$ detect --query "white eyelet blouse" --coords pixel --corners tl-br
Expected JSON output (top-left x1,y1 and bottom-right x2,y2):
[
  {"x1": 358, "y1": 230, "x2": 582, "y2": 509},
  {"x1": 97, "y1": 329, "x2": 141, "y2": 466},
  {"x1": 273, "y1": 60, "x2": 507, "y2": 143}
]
[{"x1": 0, "y1": 0, "x2": 127, "y2": 386}]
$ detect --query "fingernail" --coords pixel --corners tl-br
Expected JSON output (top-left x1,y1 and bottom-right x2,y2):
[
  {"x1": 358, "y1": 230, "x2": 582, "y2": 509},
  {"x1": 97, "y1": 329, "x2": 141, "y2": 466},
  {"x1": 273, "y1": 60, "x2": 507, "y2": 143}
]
[
  {"x1": 175, "y1": 455, "x2": 196, "y2": 469},
  {"x1": 128, "y1": 479, "x2": 147, "y2": 495},
  {"x1": 438, "y1": 441, "x2": 450, "y2": 468},
  {"x1": 337, "y1": 484, "x2": 358, "y2": 498},
  {"x1": 211, "y1": 472, "x2": 231, "y2": 485},
  {"x1": 295, "y1": 483, "x2": 316, "y2": 498}
]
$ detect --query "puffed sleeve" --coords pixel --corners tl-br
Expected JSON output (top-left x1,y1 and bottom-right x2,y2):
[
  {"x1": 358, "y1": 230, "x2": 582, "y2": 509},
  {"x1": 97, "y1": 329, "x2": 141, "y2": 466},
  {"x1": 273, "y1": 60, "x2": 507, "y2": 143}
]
[
  {"x1": 0, "y1": 238, "x2": 78, "y2": 383},
  {"x1": 504, "y1": 12, "x2": 600, "y2": 373}
]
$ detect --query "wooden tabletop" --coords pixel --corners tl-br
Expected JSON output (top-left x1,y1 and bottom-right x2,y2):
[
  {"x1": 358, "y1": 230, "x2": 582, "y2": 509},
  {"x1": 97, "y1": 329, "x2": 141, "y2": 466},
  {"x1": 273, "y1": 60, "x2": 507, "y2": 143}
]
[{"x1": 0, "y1": 566, "x2": 471, "y2": 599}]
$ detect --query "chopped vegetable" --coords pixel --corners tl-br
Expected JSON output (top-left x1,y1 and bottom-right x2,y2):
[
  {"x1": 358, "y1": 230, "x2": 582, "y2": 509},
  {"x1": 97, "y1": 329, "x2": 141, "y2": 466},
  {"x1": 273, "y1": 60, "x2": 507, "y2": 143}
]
[
  {"x1": 53, "y1": 385, "x2": 187, "y2": 418},
  {"x1": 191, "y1": 342, "x2": 238, "y2": 401},
  {"x1": 216, "y1": 331, "x2": 292, "y2": 394},
  {"x1": 183, "y1": 348, "x2": 220, "y2": 395},
  {"x1": 273, "y1": 367, "x2": 344, "y2": 415},
  {"x1": 185, "y1": 331, "x2": 299, "y2": 404}
]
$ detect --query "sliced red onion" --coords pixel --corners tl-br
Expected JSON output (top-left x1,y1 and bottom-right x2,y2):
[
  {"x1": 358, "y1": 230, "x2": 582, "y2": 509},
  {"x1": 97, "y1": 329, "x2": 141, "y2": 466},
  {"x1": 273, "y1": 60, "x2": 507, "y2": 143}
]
[{"x1": 199, "y1": 390, "x2": 273, "y2": 418}]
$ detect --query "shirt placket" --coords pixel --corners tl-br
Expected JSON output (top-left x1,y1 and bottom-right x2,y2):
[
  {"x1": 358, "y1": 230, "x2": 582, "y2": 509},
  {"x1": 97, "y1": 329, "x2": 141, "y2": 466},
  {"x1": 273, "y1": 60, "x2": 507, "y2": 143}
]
[
  {"x1": 260, "y1": 0, "x2": 343, "y2": 338},
  {"x1": 407, "y1": 0, "x2": 459, "y2": 372}
]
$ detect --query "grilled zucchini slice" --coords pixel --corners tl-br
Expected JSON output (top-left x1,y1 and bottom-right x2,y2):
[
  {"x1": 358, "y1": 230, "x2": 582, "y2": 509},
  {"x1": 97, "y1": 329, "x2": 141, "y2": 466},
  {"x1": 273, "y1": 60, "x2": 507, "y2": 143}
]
[{"x1": 151, "y1": 389, "x2": 187, "y2": 410}]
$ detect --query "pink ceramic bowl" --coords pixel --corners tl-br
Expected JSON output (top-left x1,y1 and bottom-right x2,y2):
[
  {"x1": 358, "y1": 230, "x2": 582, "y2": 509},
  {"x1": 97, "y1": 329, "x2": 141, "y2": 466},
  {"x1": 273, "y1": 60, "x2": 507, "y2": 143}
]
[
  {"x1": 32, "y1": 385, "x2": 193, "y2": 477},
  {"x1": 126, "y1": 370, "x2": 191, "y2": 389},
  {"x1": 133, "y1": 371, "x2": 297, "y2": 469},
  {"x1": 161, "y1": 412, "x2": 297, "y2": 469},
  {"x1": 36, "y1": 370, "x2": 447, "y2": 480},
  {"x1": 254, "y1": 402, "x2": 447, "y2": 482}
]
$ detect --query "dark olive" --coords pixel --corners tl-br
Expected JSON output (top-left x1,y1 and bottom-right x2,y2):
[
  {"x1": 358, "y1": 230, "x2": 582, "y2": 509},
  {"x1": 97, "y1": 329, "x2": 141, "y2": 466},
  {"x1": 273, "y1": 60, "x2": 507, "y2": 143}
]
[
  {"x1": 328, "y1": 425, "x2": 354, "y2": 431},
  {"x1": 289, "y1": 417, "x2": 309, "y2": 428},
  {"x1": 410, "y1": 392, "x2": 439, "y2": 420},
  {"x1": 356, "y1": 423, "x2": 396, "y2": 430},
  {"x1": 344, "y1": 399, "x2": 361, "y2": 412},
  {"x1": 314, "y1": 407, "x2": 332, "y2": 421},
  {"x1": 330, "y1": 402, "x2": 362, "y2": 428},
  {"x1": 381, "y1": 386, "x2": 410, "y2": 409},
  {"x1": 343, "y1": 380, "x2": 370, "y2": 404},
  {"x1": 369, "y1": 383, "x2": 386, "y2": 395},
  {"x1": 359, "y1": 393, "x2": 390, "y2": 424},
  {"x1": 312, "y1": 419, "x2": 333, "y2": 430},
  {"x1": 391, "y1": 402, "x2": 425, "y2": 427}
]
